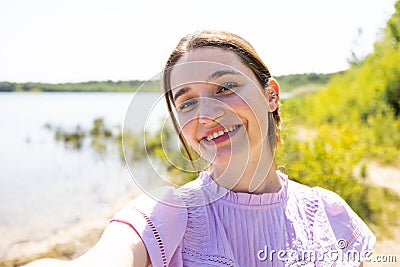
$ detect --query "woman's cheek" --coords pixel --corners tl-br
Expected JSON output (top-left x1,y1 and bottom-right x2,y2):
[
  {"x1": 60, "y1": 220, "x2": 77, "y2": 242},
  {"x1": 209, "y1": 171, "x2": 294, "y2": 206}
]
[
  {"x1": 225, "y1": 97, "x2": 252, "y2": 121},
  {"x1": 181, "y1": 123, "x2": 199, "y2": 150}
]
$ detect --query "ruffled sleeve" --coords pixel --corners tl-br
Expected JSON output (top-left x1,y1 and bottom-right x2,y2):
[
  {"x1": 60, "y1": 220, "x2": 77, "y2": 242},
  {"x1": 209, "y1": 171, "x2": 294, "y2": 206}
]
[
  {"x1": 316, "y1": 187, "x2": 376, "y2": 265},
  {"x1": 110, "y1": 186, "x2": 188, "y2": 267}
]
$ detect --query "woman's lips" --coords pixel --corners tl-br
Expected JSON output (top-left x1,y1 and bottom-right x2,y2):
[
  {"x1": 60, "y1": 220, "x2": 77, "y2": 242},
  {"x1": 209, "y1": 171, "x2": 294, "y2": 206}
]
[{"x1": 201, "y1": 124, "x2": 242, "y2": 144}]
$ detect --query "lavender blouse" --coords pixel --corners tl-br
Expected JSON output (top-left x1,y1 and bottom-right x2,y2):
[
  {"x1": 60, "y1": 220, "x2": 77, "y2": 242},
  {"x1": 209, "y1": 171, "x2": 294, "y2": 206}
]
[{"x1": 111, "y1": 171, "x2": 375, "y2": 266}]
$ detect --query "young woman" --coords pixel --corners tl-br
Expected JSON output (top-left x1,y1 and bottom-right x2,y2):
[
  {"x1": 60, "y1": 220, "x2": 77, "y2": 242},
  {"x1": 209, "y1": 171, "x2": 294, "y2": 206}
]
[{"x1": 25, "y1": 30, "x2": 375, "y2": 267}]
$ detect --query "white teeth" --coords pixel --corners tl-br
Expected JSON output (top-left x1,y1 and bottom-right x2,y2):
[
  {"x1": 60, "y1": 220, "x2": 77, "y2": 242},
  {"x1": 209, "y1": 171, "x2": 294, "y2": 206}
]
[
  {"x1": 227, "y1": 126, "x2": 234, "y2": 132},
  {"x1": 206, "y1": 125, "x2": 239, "y2": 141}
]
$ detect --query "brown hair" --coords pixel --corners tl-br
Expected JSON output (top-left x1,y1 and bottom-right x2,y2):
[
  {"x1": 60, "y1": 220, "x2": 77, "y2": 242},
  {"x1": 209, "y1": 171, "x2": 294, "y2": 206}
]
[{"x1": 162, "y1": 29, "x2": 281, "y2": 164}]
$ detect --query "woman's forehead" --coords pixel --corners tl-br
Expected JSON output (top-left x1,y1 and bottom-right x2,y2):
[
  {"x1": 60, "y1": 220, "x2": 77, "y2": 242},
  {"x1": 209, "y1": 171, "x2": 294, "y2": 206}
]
[{"x1": 169, "y1": 47, "x2": 253, "y2": 89}]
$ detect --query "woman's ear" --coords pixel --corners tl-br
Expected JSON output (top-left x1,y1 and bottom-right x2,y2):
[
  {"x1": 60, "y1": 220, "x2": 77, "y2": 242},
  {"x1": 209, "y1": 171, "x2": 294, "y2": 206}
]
[{"x1": 266, "y1": 78, "x2": 280, "y2": 112}]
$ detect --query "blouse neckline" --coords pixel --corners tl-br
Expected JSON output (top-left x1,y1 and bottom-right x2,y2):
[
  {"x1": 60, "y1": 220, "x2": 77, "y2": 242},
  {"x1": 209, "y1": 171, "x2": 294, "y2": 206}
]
[{"x1": 198, "y1": 171, "x2": 289, "y2": 206}]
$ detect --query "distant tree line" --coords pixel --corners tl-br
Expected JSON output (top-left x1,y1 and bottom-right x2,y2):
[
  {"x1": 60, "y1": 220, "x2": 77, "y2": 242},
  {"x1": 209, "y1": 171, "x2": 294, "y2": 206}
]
[
  {"x1": 275, "y1": 72, "x2": 342, "y2": 92},
  {"x1": 0, "y1": 80, "x2": 160, "y2": 92},
  {"x1": 0, "y1": 73, "x2": 340, "y2": 93}
]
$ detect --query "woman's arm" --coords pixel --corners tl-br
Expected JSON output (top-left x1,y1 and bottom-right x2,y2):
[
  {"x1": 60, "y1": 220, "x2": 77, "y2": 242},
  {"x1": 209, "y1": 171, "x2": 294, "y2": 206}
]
[{"x1": 23, "y1": 222, "x2": 150, "y2": 267}]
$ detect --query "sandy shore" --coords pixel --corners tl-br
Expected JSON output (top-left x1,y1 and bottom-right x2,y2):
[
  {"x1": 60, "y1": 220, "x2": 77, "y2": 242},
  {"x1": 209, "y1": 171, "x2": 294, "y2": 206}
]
[
  {"x1": 2, "y1": 163, "x2": 399, "y2": 267},
  {"x1": 364, "y1": 162, "x2": 400, "y2": 267},
  {"x1": 2, "y1": 217, "x2": 107, "y2": 265},
  {"x1": 0, "y1": 192, "x2": 138, "y2": 267}
]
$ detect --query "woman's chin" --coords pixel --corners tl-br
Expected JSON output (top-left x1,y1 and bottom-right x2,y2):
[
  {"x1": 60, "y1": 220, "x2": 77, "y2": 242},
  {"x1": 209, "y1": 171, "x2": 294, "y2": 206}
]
[
  {"x1": 204, "y1": 147, "x2": 250, "y2": 169},
  {"x1": 198, "y1": 135, "x2": 251, "y2": 167}
]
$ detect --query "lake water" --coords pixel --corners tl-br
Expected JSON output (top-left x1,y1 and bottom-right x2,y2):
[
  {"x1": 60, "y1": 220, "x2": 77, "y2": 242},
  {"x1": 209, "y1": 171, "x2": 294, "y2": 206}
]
[{"x1": 0, "y1": 92, "x2": 168, "y2": 258}]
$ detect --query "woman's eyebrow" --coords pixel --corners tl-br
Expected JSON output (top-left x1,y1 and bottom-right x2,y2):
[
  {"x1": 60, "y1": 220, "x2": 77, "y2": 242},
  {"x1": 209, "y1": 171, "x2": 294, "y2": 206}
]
[
  {"x1": 172, "y1": 69, "x2": 239, "y2": 102},
  {"x1": 173, "y1": 87, "x2": 190, "y2": 102},
  {"x1": 208, "y1": 69, "x2": 240, "y2": 81}
]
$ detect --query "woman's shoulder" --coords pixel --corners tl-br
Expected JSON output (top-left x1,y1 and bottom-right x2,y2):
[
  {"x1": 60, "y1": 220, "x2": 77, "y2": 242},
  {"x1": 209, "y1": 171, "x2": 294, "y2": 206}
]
[
  {"x1": 287, "y1": 178, "x2": 376, "y2": 259},
  {"x1": 287, "y1": 178, "x2": 349, "y2": 207},
  {"x1": 287, "y1": 178, "x2": 361, "y2": 219},
  {"x1": 118, "y1": 172, "x2": 207, "y2": 217},
  {"x1": 287, "y1": 178, "x2": 365, "y2": 223},
  {"x1": 114, "y1": 185, "x2": 188, "y2": 221},
  {"x1": 111, "y1": 185, "x2": 189, "y2": 242},
  {"x1": 111, "y1": 185, "x2": 189, "y2": 266}
]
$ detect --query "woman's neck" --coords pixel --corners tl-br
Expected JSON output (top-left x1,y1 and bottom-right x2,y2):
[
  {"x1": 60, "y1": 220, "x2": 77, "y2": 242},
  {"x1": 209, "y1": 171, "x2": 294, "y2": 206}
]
[{"x1": 210, "y1": 146, "x2": 283, "y2": 194}]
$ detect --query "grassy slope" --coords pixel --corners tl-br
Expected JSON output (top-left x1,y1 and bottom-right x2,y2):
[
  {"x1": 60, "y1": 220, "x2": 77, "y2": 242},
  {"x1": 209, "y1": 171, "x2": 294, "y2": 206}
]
[{"x1": 276, "y1": 0, "x2": 400, "y2": 234}]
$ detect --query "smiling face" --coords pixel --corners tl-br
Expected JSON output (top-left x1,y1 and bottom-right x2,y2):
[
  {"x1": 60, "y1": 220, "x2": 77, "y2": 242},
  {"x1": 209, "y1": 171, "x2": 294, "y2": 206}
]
[{"x1": 169, "y1": 47, "x2": 275, "y2": 168}]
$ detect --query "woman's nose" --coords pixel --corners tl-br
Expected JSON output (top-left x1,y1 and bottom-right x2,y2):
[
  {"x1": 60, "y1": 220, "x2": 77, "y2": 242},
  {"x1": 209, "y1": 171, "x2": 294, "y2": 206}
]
[{"x1": 197, "y1": 97, "x2": 224, "y2": 124}]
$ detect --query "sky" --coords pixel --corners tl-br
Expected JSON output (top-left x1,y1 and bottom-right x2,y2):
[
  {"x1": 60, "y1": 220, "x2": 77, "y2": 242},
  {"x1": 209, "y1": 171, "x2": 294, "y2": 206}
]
[{"x1": 0, "y1": 0, "x2": 397, "y2": 83}]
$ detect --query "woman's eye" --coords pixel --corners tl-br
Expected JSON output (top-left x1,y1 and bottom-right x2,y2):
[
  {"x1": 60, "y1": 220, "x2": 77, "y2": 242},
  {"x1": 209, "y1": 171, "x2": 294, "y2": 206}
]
[
  {"x1": 178, "y1": 99, "x2": 198, "y2": 112},
  {"x1": 217, "y1": 82, "x2": 238, "y2": 94}
]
